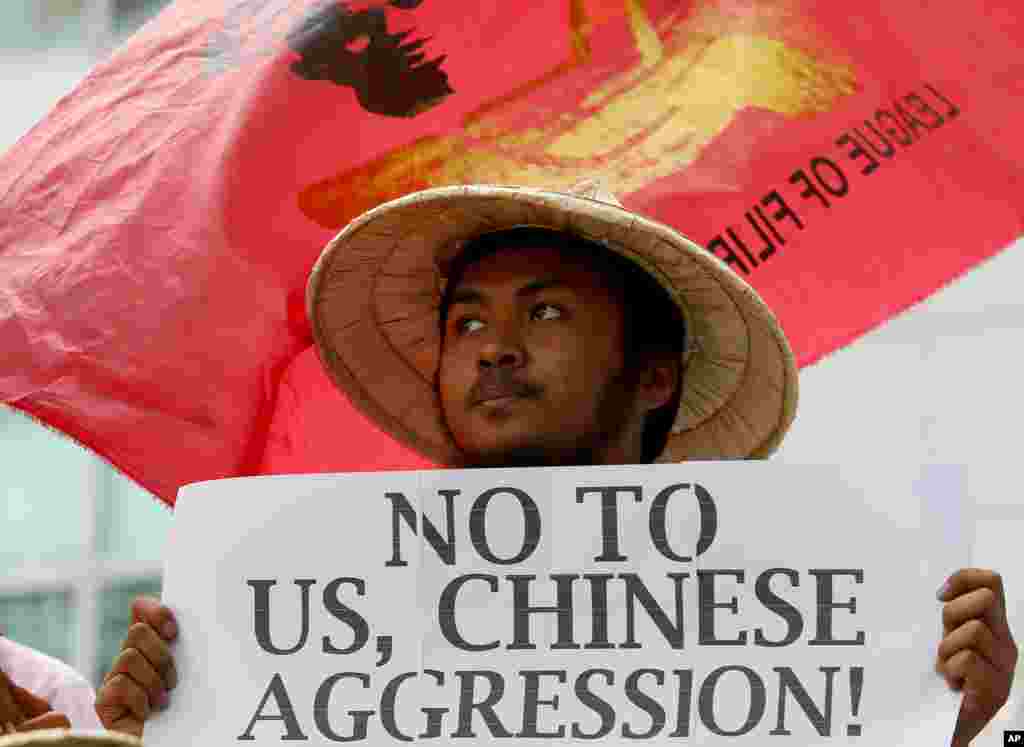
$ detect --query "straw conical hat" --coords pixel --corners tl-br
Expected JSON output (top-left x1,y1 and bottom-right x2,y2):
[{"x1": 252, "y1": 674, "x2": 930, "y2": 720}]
[
  {"x1": 0, "y1": 731, "x2": 140, "y2": 747},
  {"x1": 307, "y1": 180, "x2": 798, "y2": 463}
]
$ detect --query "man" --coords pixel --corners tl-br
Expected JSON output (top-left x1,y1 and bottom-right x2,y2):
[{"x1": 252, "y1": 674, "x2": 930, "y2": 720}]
[{"x1": 94, "y1": 182, "x2": 1016, "y2": 744}]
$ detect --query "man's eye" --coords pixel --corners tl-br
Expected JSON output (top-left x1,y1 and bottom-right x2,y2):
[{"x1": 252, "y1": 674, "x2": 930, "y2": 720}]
[
  {"x1": 456, "y1": 317, "x2": 485, "y2": 334},
  {"x1": 531, "y1": 303, "x2": 563, "y2": 321}
]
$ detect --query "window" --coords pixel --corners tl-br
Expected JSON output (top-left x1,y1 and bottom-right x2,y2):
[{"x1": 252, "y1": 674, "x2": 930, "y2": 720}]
[
  {"x1": 98, "y1": 464, "x2": 171, "y2": 565},
  {"x1": 0, "y1": 0, "x2": 179, "y2": 691},
  {"x1": 0, "y1": 409, "x2": 91, "y2": 570},
  {"x1": 0, "y1": 591, "x2": 74, "y2": 664},
  {"x1": 0, "y1": 407, "x2": 171, "y2": 686},
  {"x1": 0, "y1": 1, "x2": 87, "y2": 52},
  {"x1": 112, "y1": 0, "x2": 172, "y2": 42}
]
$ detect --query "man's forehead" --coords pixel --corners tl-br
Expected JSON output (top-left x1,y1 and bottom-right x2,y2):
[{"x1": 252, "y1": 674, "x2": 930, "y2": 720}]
[{"x1": 453, "y1": 243, "x2": 604, "y2": 290}]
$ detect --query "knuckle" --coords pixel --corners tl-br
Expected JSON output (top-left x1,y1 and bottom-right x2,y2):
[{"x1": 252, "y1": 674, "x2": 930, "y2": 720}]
[
  {"x1": 121, "y1": 679, "x2": 149, "y2": 717},
  {"x1": 130, "y1": 692, "x2": 150, "y2": 720},
  {"x1": 120, "y1": 647, "x2": 144, "y2": 670},
  {"x1": 949, "y1": 649, "x2": 971, "y2": 670},
  {"x1": 965, "y1": 618, "x2": 988, "y2": 640},
  {"x1": 124, "y1": 648, "x2": 161, "y2": 687},
  {"x1": 100, "y1": 674, "x2": 134, "y2": 703},
  {"x1": 95, "y1": 682, "x2": 116, "y2": 707},
  {"x1": 942, "y1": 604, "x2": 957, "y2": 626},
  {"x1": 109, "y1": 717, "x2": 141, "y2": 738},
  {"x1": 119, "y1": 673, "x2": 143, "y2": 696},
  {"x1": 125, "y1": 622, "x2": 153, "y2": 647}
]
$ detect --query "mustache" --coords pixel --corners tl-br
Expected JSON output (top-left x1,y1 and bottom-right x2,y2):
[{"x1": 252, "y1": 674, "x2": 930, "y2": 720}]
[{"x1": 469, "y1": 369, "x2": 543, "y2": 405}]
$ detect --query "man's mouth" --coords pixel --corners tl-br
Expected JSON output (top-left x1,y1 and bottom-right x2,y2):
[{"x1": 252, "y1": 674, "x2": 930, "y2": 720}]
[{"x1": 470, "y1": 375, "x2": 541, "y2": 406}]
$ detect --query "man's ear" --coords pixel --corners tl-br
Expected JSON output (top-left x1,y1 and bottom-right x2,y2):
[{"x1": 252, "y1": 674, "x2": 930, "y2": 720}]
[{"x1": 636, "y1": 356, "x2": 679, "y2": 413}]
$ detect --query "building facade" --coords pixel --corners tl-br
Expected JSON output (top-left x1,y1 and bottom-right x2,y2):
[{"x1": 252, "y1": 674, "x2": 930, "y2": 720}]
[{"x1": 1, "y1": 0, "x2": 174, "y2": 687}]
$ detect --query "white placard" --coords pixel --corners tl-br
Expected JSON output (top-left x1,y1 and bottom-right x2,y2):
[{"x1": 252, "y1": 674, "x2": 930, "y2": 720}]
[{"x1": 145, "y1": 462, "x2": 967, "y2": 746}]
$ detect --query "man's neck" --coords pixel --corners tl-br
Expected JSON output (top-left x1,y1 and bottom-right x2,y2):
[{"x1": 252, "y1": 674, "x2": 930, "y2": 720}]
[{"x1": 462, "y1": 436, "x2": 644, "y2": 469}]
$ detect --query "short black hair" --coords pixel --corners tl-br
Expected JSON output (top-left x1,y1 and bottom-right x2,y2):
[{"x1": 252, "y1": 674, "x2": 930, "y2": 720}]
[{"x1": 438, "y1": 227, "x2": 685, "y2": 462}]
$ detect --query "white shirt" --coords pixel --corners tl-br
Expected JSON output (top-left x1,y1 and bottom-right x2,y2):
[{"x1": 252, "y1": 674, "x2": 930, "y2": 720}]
[{"x1": 0, "y1": 637, "x2": 102, "y2": 730}]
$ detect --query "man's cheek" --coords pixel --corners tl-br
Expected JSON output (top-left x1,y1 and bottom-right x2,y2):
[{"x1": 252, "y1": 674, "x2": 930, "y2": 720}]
[
  {"x1": 535, "y1": 341, "x2": 586, "y2": 374},
  {"x1": 436, "y1": 369, "x2": 464, "y2": 413}
]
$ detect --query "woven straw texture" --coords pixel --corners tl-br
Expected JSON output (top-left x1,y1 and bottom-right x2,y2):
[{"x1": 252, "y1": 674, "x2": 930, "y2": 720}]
[
  {"x1": 308, "y1": 182, "x2": 798, "y2": 463},
  {"x1": 0, "y1": 731, "x2": 140, "y2": 747}
]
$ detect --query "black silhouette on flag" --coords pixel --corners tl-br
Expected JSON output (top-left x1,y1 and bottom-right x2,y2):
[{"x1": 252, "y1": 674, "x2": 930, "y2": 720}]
[{"x1": 288, "y1": 1, "x2": 454, "y2": 117}]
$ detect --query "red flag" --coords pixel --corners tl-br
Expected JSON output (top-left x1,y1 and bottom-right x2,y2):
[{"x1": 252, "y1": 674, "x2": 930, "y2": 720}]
[{"x1": 2, "y1": 0, "x2": 1022, "y2": 505}]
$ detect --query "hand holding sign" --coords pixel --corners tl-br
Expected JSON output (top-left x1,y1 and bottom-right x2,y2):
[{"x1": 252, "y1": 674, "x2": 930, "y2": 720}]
[
  {"x1": 936, "y1": 568, "x2": 1019, "y2": 747},
  {"x1": 95, "y1": 597, "x2": 179, "y2": 737},
  {"x1": 0, "y1": 669, "x2": 71, "y2": 733}
]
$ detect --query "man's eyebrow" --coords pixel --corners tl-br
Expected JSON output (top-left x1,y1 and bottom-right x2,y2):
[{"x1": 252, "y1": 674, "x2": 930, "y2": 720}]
[
  {"x1": 449, "y1": 287, "x2": 485, "y2": 306},
  {"x1": 518, "y1": 275, "x2": 565, "y2": 297}
]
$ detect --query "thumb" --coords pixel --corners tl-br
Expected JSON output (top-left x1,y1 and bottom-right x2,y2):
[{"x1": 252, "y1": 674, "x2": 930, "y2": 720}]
[
  {"x1": 10, "y1": 685, "x2": 53, "y2": 720},
  {"x1": 19, "y1": 712, "x2": 70, "y2": 732},
  {"x1": 0, "y1": 672, "x2": 23, "y2": 726},
  {"x1": 94, "y1": 704, "x2": 144, "y2": 739},
  {"x1": 951, "y1": 691, "x2": 986, "y2": 747}
]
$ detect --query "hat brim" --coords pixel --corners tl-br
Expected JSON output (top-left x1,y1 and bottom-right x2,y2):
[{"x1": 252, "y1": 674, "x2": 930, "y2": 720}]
[
  {"x1": 307, "y1": 185, "x2": 797, "y2": 464},
  {"x1": 0, "y1": 732, "x2": 140, "y2": 747}
]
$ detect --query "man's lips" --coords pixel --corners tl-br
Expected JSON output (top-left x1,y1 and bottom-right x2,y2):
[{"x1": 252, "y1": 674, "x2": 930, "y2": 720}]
[{"x1": 469, "y1": 373, "x2": 541, "y2": 406}]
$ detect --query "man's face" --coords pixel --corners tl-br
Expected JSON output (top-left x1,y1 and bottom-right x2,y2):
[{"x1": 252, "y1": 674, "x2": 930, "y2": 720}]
[{"x1": 438, "y1": 245, "x2": 642, "y2": 467}]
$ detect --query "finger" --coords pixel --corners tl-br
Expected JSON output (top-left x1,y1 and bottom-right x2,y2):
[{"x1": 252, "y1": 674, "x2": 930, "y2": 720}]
[
  {"x1": 0, "y1": 671, "x2": 24, "y2": 726},
  {"x1": 942, "y1": 647, "x2": 1005, "y2": 697},
  {"x1": 951, "y1": 696, "x2": 985, "y2": 747},
  {"x1": 942, "y1": 587, "x2": 998, "y2": 633},
  {"x1": 95, "y1": 673, "x2": 150, "y2": 726},
  {"x1": 131, "y1": 596, "x2": 178, "y2": 642},
  {"x1": 9, "y1": 685, "x2": 54, "y2": 719},
  {"x1": 120, "y1": 622, "x2": 178, "y2": 691},
  {"x1": 102, "y1": 713, "x2": 144, "y2": 739},
  {"x1": 937, "y1": 619, "x2": 998, "y2": 668},
  {"x1": 19, "y1": 712, "x2": 70, "y2": 732},
  {"x1": 106, "y1": 647, "x2": 168, "y2": 709},
  {"x1": 938, "y1": 569, "x2": 1008, "y2": 627},
  {"x1": 948, "y1": 650, "x2": 1010, "y2": 747}
]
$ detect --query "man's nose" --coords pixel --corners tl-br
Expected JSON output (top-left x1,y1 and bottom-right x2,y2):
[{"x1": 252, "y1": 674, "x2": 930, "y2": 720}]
[{"x1": 478, "y1": 326, "x2": 526, "y2": 369}]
